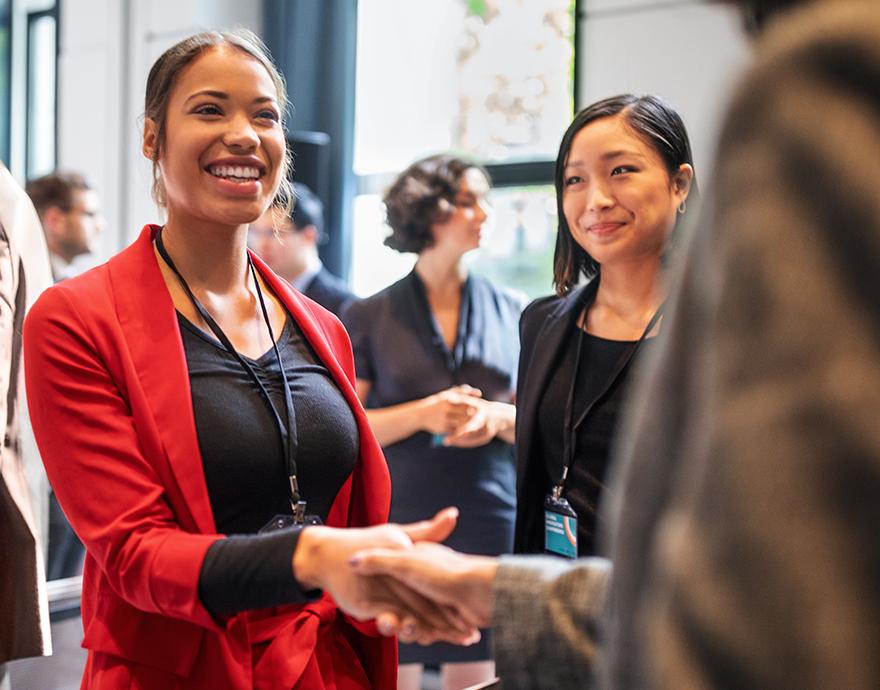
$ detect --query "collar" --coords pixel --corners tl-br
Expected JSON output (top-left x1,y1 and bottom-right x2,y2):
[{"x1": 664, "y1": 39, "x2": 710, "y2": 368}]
[
  {"x1": 50, "y1": 252, "x2": 80, "y2": 282},
  {"x1": 292, "y1": 254, "x2": 323, "y2": 292}
]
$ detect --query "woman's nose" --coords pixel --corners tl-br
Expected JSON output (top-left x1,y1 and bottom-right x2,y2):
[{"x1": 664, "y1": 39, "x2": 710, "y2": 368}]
[
  {"x1": 224, "y1": 113, "x2": 260, "y2": 150},
  {"x1": 587, "y1": 182, "x2": 613, "y2": 212}
]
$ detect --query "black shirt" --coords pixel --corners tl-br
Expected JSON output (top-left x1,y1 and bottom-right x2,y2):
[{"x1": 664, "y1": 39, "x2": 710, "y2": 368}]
[
  {"x1": 180, "y1": 313, "x2": 359, "y2": 616},
  {"x1": 537, "y1": 328, "x2": 647, "y2": 555}
]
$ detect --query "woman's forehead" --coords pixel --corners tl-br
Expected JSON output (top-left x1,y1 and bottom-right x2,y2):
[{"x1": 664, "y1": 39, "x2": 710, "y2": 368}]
[
  {"x1": 567, "y1": 116, "x2": 654, "y2": 165},
  {"x1": 171, "y1": 44, "x2": 278, "y2": 102}
]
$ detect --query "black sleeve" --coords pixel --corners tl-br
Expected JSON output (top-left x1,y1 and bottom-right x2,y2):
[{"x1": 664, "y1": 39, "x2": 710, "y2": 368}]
[{"x1": 198, "y1": 527, "x2": 321, "y2": 618}]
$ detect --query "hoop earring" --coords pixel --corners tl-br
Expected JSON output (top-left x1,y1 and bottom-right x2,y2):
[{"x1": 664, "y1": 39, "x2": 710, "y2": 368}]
[{"x1": 678, "y1": 200, "x2": 687, "y2": 215}]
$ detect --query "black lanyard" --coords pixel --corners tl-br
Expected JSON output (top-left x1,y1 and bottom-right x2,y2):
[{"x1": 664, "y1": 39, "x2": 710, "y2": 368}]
[
  {"x1": 155, "y1": 230, "x2": 304, "y2": 519},
  {"x1": 555, "y1": 304, "x2": 664, "y2": 496}
]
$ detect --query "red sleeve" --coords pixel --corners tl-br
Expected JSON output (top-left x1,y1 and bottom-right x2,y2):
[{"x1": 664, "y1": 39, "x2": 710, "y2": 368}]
[{"x1": 24, "y1": 287, "x2": 223, "y2": 631}]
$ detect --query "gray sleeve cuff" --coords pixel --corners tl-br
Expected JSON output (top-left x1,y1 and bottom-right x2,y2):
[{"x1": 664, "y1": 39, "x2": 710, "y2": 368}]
[{"x1": 491, "y1": 556, "x2": 611, "y2": 690}]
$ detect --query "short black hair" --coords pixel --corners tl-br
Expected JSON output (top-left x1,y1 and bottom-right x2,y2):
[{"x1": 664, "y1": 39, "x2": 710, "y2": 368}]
[
  {"x1": 383, "y1": 154, "x2": 490, "y2": 254},
  {"x1": 288, "y1": 183, "x2": 324, "y2": 237},
  {"x1": 553, "y1": 94, "x2": 697, "y2": 295},
  {"x1": 26, "y1": 171, "x2": 92, "y2": 219}
]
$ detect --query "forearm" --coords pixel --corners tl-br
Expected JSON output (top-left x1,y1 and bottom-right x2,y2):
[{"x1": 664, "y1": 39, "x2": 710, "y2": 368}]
[
  {"x1": 199, "y1": 528, "x2": 317, "y2": 617},
  {"x1": 363, "y1": 400, "x2": 430, "y2": 446},
  {"x1": 492, "y1": 556, "x2": 610, "y2": 689}
]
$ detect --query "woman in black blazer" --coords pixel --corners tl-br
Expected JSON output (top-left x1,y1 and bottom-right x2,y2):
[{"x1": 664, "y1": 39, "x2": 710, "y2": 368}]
[{"x1": 514, "y1": 95, "x2": 697, "y2": 556}]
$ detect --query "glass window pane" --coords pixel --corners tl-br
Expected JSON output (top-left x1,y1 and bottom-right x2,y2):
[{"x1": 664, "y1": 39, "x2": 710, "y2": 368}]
[
  {"x1": 354, "y1": 0, "x2": 575, "y2": 175},
  {"x1": 468, "y1": 184, "x2": 557, "y2": 298},
  {"x1": 27, "y1": 14, "x2": 56, "y2": 178},
  {"x1": 351, "y1": 184, "x2": 557, "y2": 299}
]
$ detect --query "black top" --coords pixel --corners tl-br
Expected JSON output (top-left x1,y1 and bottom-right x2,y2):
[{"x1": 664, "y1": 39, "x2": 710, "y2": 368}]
[
  {"x1": 181, "y1": 313, "x2": 359, "y2": 617},
  {"x1": 514, "y1": 280, "x2": 653, "y2": 555},
  {"x1": 537, "y1": 329, "x2": 643, "y2": 555}
]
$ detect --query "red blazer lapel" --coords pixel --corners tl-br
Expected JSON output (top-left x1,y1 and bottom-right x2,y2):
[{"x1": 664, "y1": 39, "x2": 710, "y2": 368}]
[
  {"x1": 108, "y1": 225, "x2": 216, "y2": 535},
  {"x1": 104, "y1": 226, "x2": 388, "y2": 538}
]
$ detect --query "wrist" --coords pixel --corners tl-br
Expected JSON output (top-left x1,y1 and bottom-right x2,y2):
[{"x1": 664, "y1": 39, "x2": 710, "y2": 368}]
[
  {"x1": 489, "y1": 401, "x2": 513, "y2": 434},
  {"x1": 459, "y1": 556, "x2": 498, "y2": 627},
  {"x1": 416, "y1": 394, "x2": 438, "y2": 432},
  {"x1": 292, "y1": 525, "x2": 330, "y2": 590}
]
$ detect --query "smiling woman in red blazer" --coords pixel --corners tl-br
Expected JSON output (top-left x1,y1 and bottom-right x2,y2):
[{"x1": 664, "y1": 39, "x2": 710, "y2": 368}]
[{"x1": 22, "y1": 30, "x2": 397, "y2": 689}]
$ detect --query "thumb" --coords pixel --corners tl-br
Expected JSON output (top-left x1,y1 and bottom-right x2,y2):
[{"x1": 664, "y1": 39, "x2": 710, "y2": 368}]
[
  {"x1": 349, "y1": 548, "x2": 413, "y2": 579},
  {"x1": 455, "y1": 384, "x2": 483, "y2": 398},
  {"x1": 401, "y1": 506, "x2": 459, "y2": 543}
]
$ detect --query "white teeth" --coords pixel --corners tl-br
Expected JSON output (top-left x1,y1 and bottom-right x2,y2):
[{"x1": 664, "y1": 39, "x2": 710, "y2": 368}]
[{"x1": 208, "y1": 165, "x2": 261, "y2": 180}]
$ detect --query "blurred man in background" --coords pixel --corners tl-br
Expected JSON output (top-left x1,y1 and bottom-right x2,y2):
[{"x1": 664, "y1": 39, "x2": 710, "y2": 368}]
[
  {"x1": 26, "y1": 171, "x2": 103, "y2": 283},
  {"x1": 250, "y1": 183, "x2": 356, "y2": 316}
]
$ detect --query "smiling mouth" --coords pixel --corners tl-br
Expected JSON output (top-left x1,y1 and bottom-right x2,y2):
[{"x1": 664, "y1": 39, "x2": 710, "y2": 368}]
[
  {"x1": 207, "y1": 165, "x2": 263, "y2": 182},
  {"x1": 589, "y1": 222, "x2": 624, "y2": 234}
]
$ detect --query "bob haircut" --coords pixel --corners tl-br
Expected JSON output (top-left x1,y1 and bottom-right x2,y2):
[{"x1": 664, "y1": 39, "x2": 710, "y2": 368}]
[
  {"x1": 143, "y1": 28, "x2": 292, "y2": 213},
  {"x1": 383, "y1": 154, "x2": 490, "y2": 254},
  {"x1": 552, "y1": 94, "x2": 697, "y2": 296}
]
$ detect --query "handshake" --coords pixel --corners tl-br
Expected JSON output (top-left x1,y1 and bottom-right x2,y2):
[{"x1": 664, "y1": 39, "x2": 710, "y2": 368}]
[{"x1": 292, "y1": 507, "x2": 497, "y2": 645}]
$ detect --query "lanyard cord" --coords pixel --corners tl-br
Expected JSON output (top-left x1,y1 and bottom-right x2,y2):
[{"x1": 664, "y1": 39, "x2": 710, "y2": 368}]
[
  {"x1": 556, "y1": 304, "x2": 664, "y2": 496},
  {"x1": 155, "y1": 229, "x2": 302, "y2": 510}
]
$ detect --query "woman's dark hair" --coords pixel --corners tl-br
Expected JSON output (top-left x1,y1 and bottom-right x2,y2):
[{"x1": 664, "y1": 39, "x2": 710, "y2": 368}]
[
  {"x1": 383, "y1": 154, "x2": 490, "y2": 254},
  {"x1": 143, "y1": 29, "x2": 292, "y2": 212},
  {"x1": 552, "y1": 94, "x2": 697, "y2": 296}
]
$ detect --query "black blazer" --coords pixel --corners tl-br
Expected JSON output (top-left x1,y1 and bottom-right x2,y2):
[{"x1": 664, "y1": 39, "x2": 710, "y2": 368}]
[
  {"x1": 304, "y1": 267, "x2": 357, "y2": 317},
  {"x1": 513, "y1": 280, "x2": 599, "y2": 553}
]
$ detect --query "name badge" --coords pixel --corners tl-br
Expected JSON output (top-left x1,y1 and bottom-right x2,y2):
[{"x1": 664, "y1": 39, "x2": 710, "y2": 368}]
[
  {"x1": 259, "y1": 513, "x2": 322, "y2": 533},
  {"x1": 544, "y1": 494, "x2": 578, "y2": 559}
]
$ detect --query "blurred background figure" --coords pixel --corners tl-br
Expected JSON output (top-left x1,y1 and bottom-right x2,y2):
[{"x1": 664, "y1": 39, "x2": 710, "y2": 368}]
[
  {"x1": 25, "y1": 171, "x2": 103, "y2": 283},
  {"x1": 250, "y1": 182, "x2": 356, "y2": 316},
  {"x1": 343, "y1": 154, "x2": 522, "y2": 690}
]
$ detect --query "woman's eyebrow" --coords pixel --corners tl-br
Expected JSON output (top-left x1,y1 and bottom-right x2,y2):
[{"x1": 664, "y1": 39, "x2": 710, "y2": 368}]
[{"x1": 183, "y1": 91, "x2": 277, "y2": 106}]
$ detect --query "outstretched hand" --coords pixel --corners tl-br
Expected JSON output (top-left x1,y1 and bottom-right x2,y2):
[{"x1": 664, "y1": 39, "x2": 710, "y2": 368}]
[
  {"x1": 349, "y1": 539, "x2": 498, "y2": 644},
  {"x1": 292, "y1": 508, "x2": 481, "y2": 645}
]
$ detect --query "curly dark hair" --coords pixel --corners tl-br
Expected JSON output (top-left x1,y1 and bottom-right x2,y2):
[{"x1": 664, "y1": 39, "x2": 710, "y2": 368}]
[
  {"x1": 383, "y1": 154, "x2": 490, "y2": 254},
  {"x1": 553, "y1": 94, "x2": 697, "y2": 296}
]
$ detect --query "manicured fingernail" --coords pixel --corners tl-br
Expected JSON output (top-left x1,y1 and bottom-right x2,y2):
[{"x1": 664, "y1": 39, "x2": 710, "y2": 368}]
[
  {"x1": 348, "y1": 555, "x2": 361, "y2": 567},
  {"x1": 378, "y1": 619, "x2": 394, "y2": 636},
  {"x1": 402, "y1": 622, "x2": 416, "y2": 637}
]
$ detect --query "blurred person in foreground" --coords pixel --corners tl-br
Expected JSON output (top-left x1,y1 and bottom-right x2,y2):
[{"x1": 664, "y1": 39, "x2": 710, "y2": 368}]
[
  {"x1": 249, "y1": 182, "x2": 356, "y2": 316},
  {"x1": 0, "y1": 163, "x2": 53, "y2": 680},
  {"x1": 344, "y1": 1, "x2": 880, "y2": 689}
]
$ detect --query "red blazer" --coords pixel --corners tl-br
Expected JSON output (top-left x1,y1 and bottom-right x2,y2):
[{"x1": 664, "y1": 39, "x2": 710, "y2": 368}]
[{"x1": 23, "y1": 225, "x2": 396, "y2": 689}]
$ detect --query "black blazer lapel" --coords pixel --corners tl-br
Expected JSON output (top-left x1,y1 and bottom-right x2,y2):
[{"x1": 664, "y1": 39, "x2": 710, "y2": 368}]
[{"x1": 513, "y1": 281, "x2": 598, "y2": 551}]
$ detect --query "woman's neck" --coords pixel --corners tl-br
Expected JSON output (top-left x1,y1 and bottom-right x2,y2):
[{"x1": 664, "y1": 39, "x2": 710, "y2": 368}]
[
  {"x1": 589, "y1": 257, "x2": 665, "y2": 332},
  {"x1": 415, "y1": 248, "x2": 467, "y2": 298},
  {"x1": 160, "y1": 218, "x2": 250, "y2": 294}
]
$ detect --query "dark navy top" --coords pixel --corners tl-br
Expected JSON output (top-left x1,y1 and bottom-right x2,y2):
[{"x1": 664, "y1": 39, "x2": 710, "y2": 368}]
[{"x1": 343, "y1": 271, "x2": 524, "y2": 663}]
